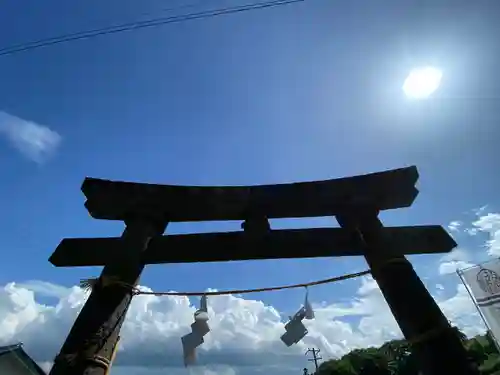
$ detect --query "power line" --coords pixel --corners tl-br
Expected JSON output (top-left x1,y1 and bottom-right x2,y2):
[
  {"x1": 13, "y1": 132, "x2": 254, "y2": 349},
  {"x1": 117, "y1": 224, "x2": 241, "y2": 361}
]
[
  {"x1": 0, "y1": 0, "x2": 304, "y2": 57},
  {"x1": 132, "y1": 0, "x2": 219, "y2": 20}
]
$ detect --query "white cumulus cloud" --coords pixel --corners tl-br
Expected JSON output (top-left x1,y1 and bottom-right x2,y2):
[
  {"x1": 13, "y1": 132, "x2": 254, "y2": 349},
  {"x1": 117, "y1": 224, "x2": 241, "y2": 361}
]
[
  {"x1": 0, "y1": 275, "x2": 484, "y2": 375},
  {"x1": 4, "y1": 210, "x2": 499, "y2": 374},
  {"x1": 438, "y1": 247, "x2": 474, "y2": 275},
  {"x1": 439, "y1": 260, "x2": 474, "y2": 275},
  {"x1": 472, "y1": 213, "x2": 500, "y2": 257},
  {"x1": 0, "y1": 110, "x2": 61, "y2": 163}
]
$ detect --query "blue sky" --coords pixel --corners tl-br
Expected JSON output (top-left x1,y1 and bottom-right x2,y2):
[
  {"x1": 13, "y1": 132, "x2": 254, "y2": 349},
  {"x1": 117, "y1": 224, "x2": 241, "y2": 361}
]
[{"x1": 0, "y1": 0, "x2": 499, "y2": 373}]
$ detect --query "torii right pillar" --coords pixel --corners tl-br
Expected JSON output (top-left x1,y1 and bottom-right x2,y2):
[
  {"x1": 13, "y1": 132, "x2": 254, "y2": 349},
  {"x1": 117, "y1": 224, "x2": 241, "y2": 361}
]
[{"x1": 337, "y1": 207, "x2": 479, "y2": 375}]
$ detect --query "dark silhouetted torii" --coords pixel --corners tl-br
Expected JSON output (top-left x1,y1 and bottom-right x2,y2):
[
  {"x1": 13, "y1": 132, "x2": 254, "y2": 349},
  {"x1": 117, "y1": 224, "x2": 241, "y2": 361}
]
[{"x1": 47, "y1": 166, "x2": 479, "y2": 375}]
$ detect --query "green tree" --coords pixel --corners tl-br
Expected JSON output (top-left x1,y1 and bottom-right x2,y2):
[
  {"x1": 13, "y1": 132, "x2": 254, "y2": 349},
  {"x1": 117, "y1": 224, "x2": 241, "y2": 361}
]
[
  {"x1": 479, "y1": 354, "x2": 500, "y2": 375},
  {"x1": 317, "y1": 357, "x2": 356, "y2": 375},
  {"x1": 316, "y1": 330, "x2": 496, "y2": 375},
  {"x1": 468, "y1": 337, "x2": 489, "y2": 364},
  {"x1": 358, "y1": 351, "x2": 391, "y2": 375},
  {"x1": 485, "y1": 331, "x2": 499, "y2": 355},
  {"x1": 451, "y1": 326, "x2": 468, "y2": 343}
]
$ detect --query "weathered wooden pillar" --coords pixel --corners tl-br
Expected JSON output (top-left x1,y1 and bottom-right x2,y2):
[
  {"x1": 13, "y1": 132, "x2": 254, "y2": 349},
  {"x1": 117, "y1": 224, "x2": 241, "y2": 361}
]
[
  {"x1": 337, "y1": 208, "x2": 478, "y2": 375},
  {"x1": 49, "y1": 218, "x2": 167, "y2": 375}
]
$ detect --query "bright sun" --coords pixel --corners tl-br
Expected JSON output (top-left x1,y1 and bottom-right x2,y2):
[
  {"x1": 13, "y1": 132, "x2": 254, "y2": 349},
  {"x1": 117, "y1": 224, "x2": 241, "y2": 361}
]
[{"x1": 402, "y1": 66, "x2": 443, "y2": 99}]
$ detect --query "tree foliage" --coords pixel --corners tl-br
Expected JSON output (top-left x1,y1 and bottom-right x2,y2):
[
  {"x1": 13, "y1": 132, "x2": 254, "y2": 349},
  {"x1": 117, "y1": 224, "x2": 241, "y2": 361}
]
[{"x1": 316, "y1": 329, "x2": 500, "y2": 375}]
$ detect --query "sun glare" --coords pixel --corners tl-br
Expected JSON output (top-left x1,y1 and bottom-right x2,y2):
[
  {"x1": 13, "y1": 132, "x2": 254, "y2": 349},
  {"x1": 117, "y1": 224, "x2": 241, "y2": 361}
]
[{"x1": 403, "y1": 66, "x2": 442, "y2": 99}]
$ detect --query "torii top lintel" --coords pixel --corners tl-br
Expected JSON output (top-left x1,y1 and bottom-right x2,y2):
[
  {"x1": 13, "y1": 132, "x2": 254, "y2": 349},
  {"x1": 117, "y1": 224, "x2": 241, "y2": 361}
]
[{"x1": 81, "y1": 166, "x2": 419, "y2": 223}]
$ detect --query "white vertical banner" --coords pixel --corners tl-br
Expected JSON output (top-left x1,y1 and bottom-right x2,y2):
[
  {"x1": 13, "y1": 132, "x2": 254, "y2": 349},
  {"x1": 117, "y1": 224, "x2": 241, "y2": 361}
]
[{"x1": 461, "y1": 259, "x2": 500, "y2": 347}]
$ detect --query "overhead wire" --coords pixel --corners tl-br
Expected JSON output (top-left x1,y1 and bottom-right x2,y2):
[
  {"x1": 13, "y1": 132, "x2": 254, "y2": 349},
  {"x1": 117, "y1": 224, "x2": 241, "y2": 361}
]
[
  {"x1": 128, "y1": 0, "x2": 220, "y2": 20},
  {"x1": 80, "y1": 269, "x2": 372, "y2": 297},
  {"x1": 0, "y1": 0, "x2": 304, "y2": 57}
]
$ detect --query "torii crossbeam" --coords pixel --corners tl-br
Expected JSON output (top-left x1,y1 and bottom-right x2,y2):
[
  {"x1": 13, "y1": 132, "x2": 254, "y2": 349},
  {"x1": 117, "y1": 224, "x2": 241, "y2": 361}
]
[{"x1": 47, "y1": 166, "x2": 479, "y2": 375}]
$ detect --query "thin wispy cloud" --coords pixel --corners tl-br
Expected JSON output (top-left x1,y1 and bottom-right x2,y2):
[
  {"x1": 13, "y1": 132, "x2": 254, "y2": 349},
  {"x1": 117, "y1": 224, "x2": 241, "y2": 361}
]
[
  {"x1": 448, "y1": 221, "x2": 462, "y2": 233},
  {"x1": 0, "y1": 111, "x2": 61, "y2": 163}
]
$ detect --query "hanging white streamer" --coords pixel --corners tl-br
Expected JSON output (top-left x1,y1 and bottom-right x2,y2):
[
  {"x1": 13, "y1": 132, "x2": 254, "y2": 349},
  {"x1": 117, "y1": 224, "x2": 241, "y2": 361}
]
[
  {"x1": 182, "y1": 295, "x2": 210, "y2": 366},
  {"x1": 194, "y1": 295, "x2": 209, "y2": 321},
  {"x1": 304, "y1": 287, "x2": 315, "y2": 320},
  {"x1": 281, "y1": 306, "x2": 309, "y2": 346}
]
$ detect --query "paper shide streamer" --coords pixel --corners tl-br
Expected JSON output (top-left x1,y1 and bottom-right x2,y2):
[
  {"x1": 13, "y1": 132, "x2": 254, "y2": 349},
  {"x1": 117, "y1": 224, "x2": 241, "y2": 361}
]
[
  {"x1": 180, "y1": 289, "x2": 316, "y2": 366},
  {"x1": 281, "y1": 287, "x2": 315, "y2": 347},
  {"x1": 181, "y1": 295, "x2": 210, "y2": 366}
]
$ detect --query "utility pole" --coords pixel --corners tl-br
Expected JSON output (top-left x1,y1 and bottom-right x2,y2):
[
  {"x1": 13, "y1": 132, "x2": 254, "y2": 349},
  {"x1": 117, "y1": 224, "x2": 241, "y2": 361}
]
[{"x1": 305, "y1": 348, "x2": 322, "y2": 373}]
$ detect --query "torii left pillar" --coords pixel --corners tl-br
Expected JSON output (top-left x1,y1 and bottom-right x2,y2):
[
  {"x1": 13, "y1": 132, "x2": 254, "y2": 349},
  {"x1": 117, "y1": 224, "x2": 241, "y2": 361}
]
[{"x1": 49, "y1": 218, "x2": 167, "y2": 375}]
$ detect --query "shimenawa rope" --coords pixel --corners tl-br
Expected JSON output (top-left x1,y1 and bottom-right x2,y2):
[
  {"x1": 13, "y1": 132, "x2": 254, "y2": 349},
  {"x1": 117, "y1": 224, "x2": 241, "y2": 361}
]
[{"x1": 79, "y1": 269, "x2": 372, "y2": 296}]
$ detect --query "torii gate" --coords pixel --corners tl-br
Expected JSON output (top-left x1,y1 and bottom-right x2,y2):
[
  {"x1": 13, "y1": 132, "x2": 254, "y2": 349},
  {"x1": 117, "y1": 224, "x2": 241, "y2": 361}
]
[{"x1": 47, "y1": 166, "x2": 479, "y2": 375}]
